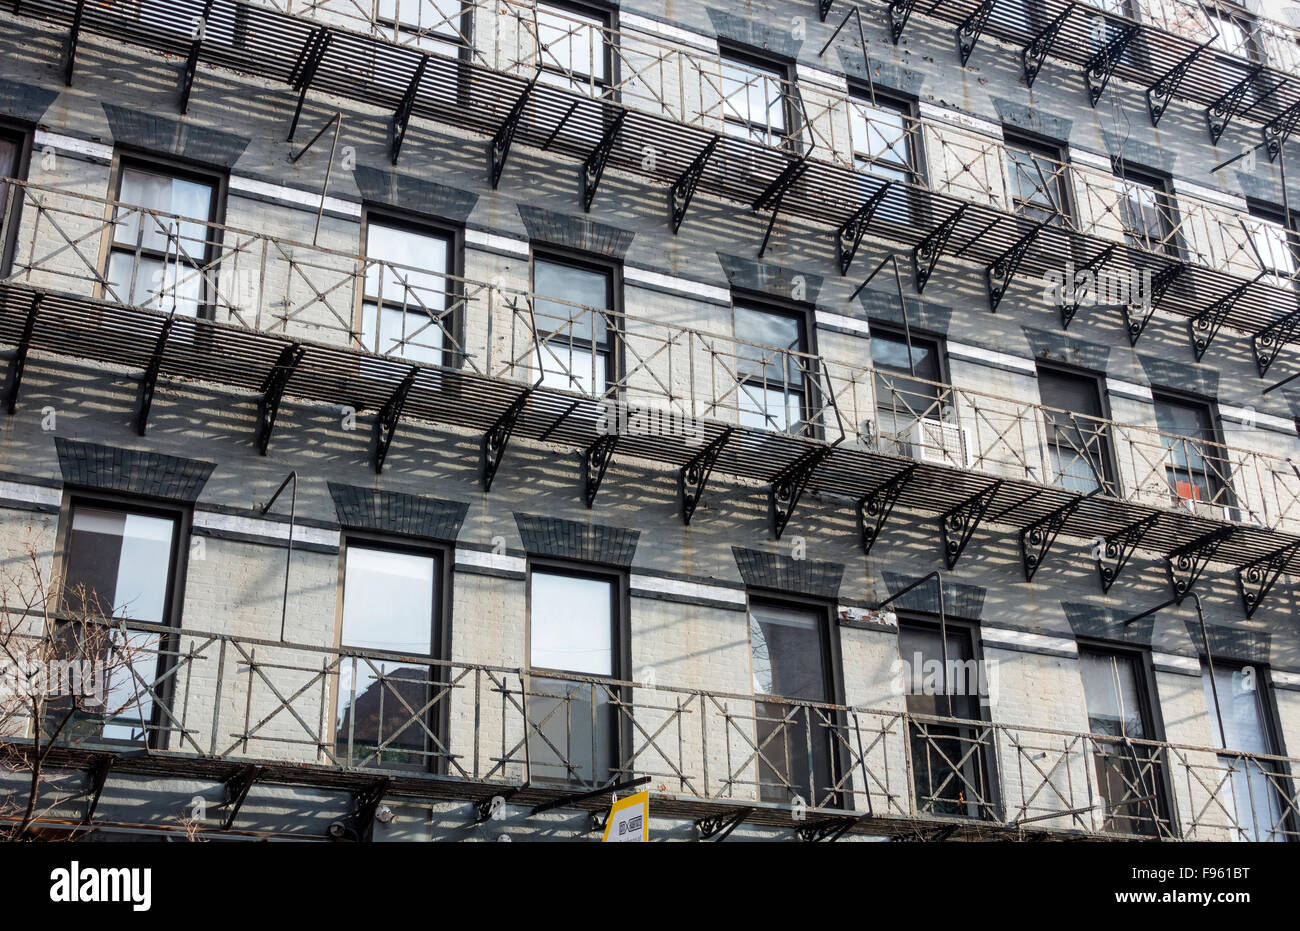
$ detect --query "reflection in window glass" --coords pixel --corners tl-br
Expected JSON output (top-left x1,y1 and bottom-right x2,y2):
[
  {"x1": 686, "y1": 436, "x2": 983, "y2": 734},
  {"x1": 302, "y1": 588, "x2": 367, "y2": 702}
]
[
  {"x1": 1005, "y1": 134, "x2": 1069, "y2": 226},
  {"x1": 535, "y1": 1, "x2": 609, "y2": 95},
  {"x1": 1153, "y1": 394, "x2": 1222, "y2": 504},
  {"x1": 720, "y1": 54, "x2": 788, "y2": 146},
  {"x1": 336, "y1": 545, "x2": 438, "y2": 770},
  {"x1": 362, "y1": 219, "x2": 452, "y2": 365},
  {"x1": 1079, "y1": 649, "x2": 1164, "y2": 836},
  {"x1": 528, "y1": 570, "x2": 616, "y2": 785},
  {"x1": 734, "y1": 303, "x2": 807, "y2": 434},
  {"x1": 108, "y1": 165, "x2": 217, "y2": 317},
  {"x1": 748, "y1": 602, "x2": 833, "y2": 806},
  {"x1": 1038, "y1": 368, "x2": 1112, "y2": 494},
  {"x1": 533, "y1": 256, "x2": 613, "y2": 395},
  {"x1": 1202, "y1": 664, "x2": 1285, "y2": 841}
]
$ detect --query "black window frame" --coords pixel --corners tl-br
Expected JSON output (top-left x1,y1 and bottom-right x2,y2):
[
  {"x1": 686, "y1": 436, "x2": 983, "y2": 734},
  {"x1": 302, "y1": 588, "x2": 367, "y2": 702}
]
[
  {"x1": 529, "y1": 245, "x2": 624, "y2": 399},
  {"x1": 1198, "y1": 655, "x2": 1297, "y2": 841},
  {"x1": 102, "y1": 149, "x2": 228, "y2": 320},
  {"x1": 1204, "y1": 2, "x2": 1263, "y2": 63},
  {"x1": 358, "y1": 204, "x2": 467, "y2": 370},
  {"x1": 745, "y1": 590, "x2": 848, "y2": 811},
  {"x1": 717, "y1": 42, "x2": 799, "y2": 155},
  {"x1": 1036, "y1": 360, "x2": 1119, "y2": 495},
  {"x1": 1245, "y1": 198, "x2": 1300, "y2": 287},
  {"x1": 375, "y1": 0, "x2": 474, "y2": 53},
  {"x1": 895, "y1": 612, "x2": 1001, "y2": 822},
  {"x1": 846, "y1": 82, "x2": 922, "y2": 187},
  {"x1": 0, "y1": 119, "x2": 34, "y2": 280},
  {"x1": 334, "y1": 530, "x2": 455, "y2": 775},
  {"x1": 533, "y1": 0, "x2": 619, "y2": 96},
  {"x1": 1151, "y1": 387, "x2": 1235, "y2": 511},
  {"x1": 1112, "y1": 160, "x2": 1183, "y2": 259},
  {"x1": 1003, "y1": 127, "x2": 1075, "y2": 227},
  {"x1": 524, "y1": 557, "x2": 631, "y2": 786},
  {"x1": 54, "y1": 490, "x2": 193, "y2": 752},
  {"x1": 731, "y1": 289, "x2": 821, "y2": 439},
  {"x1": 1075, "y1": 639, "x2": 1177, "y2": 837}
]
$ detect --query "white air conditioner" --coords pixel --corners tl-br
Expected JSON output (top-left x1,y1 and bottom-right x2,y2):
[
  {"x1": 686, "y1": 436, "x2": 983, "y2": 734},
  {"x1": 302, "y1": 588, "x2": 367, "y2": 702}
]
[{"x1": 909, "y1": 418, "x2": 971, "y2": 468}]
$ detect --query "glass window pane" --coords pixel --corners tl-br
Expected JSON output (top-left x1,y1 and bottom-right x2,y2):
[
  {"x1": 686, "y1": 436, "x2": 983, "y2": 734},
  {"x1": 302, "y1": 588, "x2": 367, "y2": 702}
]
[
  {"x1": 341, "y1": 546, "x2": 436, "y2": 655},
  {"x1": 115, "y1": 167, "x2": 213, "y2": 254},
  {"x1": 1080, "y1": 651, "x2": 1147, "y2": 738},
  {"x1": 748, "y1": 602, "x2": 826, "y2": 699},
  {"x1": 64, "y1": 507, "x2": 176, "y2": 624},
  {"x1": 530, "y1": 571, "x2": 612, "y2": 676},
  {"x1": 897, "y1": 622, "x2": 979, "y2": 719},
  {"x1": 0, "y1": 136, "x2": 16, "y2": 231},
  {"x1": 536, "y1": 2, "x2": 608, "y2": 84}
]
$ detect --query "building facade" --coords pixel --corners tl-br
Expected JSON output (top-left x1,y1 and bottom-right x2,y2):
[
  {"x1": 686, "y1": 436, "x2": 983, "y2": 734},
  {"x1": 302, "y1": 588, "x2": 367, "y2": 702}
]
[{"x1": 0, "y1": 0, "x2": 1298, "y2": 841}]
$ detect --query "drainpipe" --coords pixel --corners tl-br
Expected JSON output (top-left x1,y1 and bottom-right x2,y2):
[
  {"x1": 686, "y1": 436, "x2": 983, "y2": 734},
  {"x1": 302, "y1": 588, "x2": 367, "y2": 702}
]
[{"x1": 261, "y1": 471, "x2": 298, "y2": 642}]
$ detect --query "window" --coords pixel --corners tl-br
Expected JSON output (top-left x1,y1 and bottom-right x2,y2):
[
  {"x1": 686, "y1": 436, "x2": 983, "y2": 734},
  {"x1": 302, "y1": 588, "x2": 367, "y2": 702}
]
[
  {"x1": 719, "y1": 49, "x2": 791, "y2": 149},
  {"x1": 733, "y1": 299, "x2": 812, "y2": 435},
  {"x1": 106, "y1": 159, "x2": 221, "y2": 318},
  {"x1": 534, "y1": 0, "x2": 612, "y2": 97},
  {"x1": 1113, "y1": 163, "x2": 1179, "y2": 256},
  {"x1": 361, "y1": 212, "x2": 457, "y2": 366},
  {"x1": 870, "y1": 327, "x2": 957, "y2": 464},
  {"x1": 527, "y1": 566, "x2": 623, "y2": 785},
  {"x1": 0, "y1": 127, "x2": 30, "y2": 277},
  {"x1": 1004, "y1": 131, "x2": 1071, "y2": 226},
  {"x1": 1205, "y1": 3, "x2": 1260, "y2": 62},
  {"x1": 849, "y1": 90, "x2": 917, "y2": 185},
  {"x1": 1201, "y1": 662, "x2": 1290, "y2": 841},
  {"x1": 1078, "y1": 647, "x2": 1169, "y2": 836},
  {"x1": 59, "y1": 502, "x2": 183, "y2": 746},
  {"x1": 1152, "y1": 392, "x2": 1228, "y2": 510},
  {"x1": 532, "y1": 252, "x2": 618, "y2": 396},
  {"x1": 897, "y1": 619, "x2": 995, "y2": 819},
  {"x1": 1037, "y1": 365, "x2": 1115, "y2": 494},
  {"x1": 748, "y1": 599, "x2": 841, "y2": 808},
  {"x1": 1081, "y1": 0, "x2": 1140, "y2": 53},
  {"x1": 377, "y1": 0, "x2": 466, "y2": 55},
  {"x1": 335, "y1": 542, "x2": 445, "y2": 771},
  {"x1": 1246, "y1": 201, "x2": 1298, "y2": 290}
]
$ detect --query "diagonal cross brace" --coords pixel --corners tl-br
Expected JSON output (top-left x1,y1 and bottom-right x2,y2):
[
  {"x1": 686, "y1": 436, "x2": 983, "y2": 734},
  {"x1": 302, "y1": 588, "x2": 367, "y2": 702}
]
[
  {"x1": 255, "y1": 344, "x2": 306, "y2": 456},
  {"x1": 669, "y1": 136, "x2": 719, "y2": 233},
  {"x1": 1060, "y1": 245, "x2": 1116, "y2": 330},
  {"x1": 373, "y1": 366, "x2": 419, "y2": 474},
  {"x1": 836, "y1": 181, "x2": 893, "y2": 276},
  {"x1": 1252, "y1": 307, "x2": 1300, "y2": 377},
  {"x1": 1236, "y1": 540, "x2": 1300, "y2": 619},
  {"x1": 957, "y1": 1, "x2": 996, "y2": 67},
  {"x1": 1188, "y1": 275, "x2": 1262, "y2": 362},
  {"x1": 1096, "y1": 513, "x2": 1158, "y2": 593},
  {"x1": 680, "y1": 428, "x2": 733, "y2": 525},
  {"x1": 1084, "y1": 23, "x2": 1142, "y2": 108},
  {"x1": 391, "y1": 54, "x2": 430, "y2": 165},
  {"x1": 1206, "y1": 65, "x2": 1266, "y2": 146},
  {"x1": 1147, "y1": 40, "x2": 1212, "y2": 127},
  {"x1": 135, "y1": 316, "x2": 176, "y2": 436},
  {"x1": 769, "y1": 446, "x2": 831, "y2": 540},
  {"x1": 1122, "y1": 263, "x2": 1185, "y2": 346},
  {"x1": 481, "y1": 388, "x2": 532, "y2": 492},
  {"x1": 582, "y1": 110, "x2": 627, "y2": 212},
  {"x1": 1021, "y1": 492, "x2": 1090, "y2": 583},
  {"x1": 913, "y1": 204, "x2": 968, "y2": 294},
  {"x1": 987, "y1": 219, "x2": 1049, "y2": 312},
  {"x1": 1023, "y1": 2, "x2": 1076, "y2": 88}
]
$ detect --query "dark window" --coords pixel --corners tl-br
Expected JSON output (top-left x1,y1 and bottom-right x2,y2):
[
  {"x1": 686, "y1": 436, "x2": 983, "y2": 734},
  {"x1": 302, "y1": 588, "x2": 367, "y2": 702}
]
[
  {"x1": 106, "y1": 158, "x2": 222, "y2": 318},
  {"x1": 1201, "y1": 662, "x2": 1291, "y2": 841},
  {"x1": 527, "y1": 566, "x2": 622, "y2": 785},
  {"x1": 897, "y1": 619, "x2": 995, "y2": 820},
  {"x1": 335, "y1": 542, "x2": 445, "y2": 771},
  {"x1": 734, "y1": 299, "x2": 811, "y2": 435},
  {"x1": 1037, "y1": 366, "x2": 1115, "y2": 494},
  {"x1": 361, "y1": 212, "x2": 457, "y2": 366},
  {"x1": 0, "y1": 128, "x2": 29, "y2": 276},
  {"x1": 59, "y1": 502, "x2": 182, "y2": 746},
  {"x1": 719, "y1": 49, "x2": 792, "y2": 149},
  {"x1": 1004, "y1": 130, "x2": 1072, "y2": 227},
  {"x1": 1152, "y1": 392, "x2": 1229, "y2": 510},
  {"x1": 870, "y1": 327, "x2": 962, "y2": 466},
  {"x1": 748, "y1": 599, "x2": 840, "y2": 808},
  {"x1": 532, "y1": 252, "x2": 618, "y2": 396},
  {"x1": 1246, "y1": 200, "x2": 1298, "y2": 290},
  {"x1": 1113, "y1": 163, "x2": 1180, "y2": 257},
  {"x1": 535, "y1": 0, "x2": 612, "y2": 96},
  {"x1": 1079, "y1": 647, "x2": 1169, "y2": 836}
]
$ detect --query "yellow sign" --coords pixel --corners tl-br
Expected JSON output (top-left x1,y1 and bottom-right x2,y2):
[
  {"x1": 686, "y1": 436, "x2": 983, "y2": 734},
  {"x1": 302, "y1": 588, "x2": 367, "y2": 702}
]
[{"x1": 601, "y1": 790, "x2": 649, "y2": 842}]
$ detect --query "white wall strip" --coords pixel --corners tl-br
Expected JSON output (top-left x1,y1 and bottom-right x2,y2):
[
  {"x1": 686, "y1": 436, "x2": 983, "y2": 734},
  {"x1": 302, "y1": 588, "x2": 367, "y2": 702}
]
[
  {"x1": 1067, "y1": 146, "x2": 1113, "y2": 173},
  {"x1": 618, "y1": 12, "x2": 719, "y2": 53},
  {"x1": 454, "y1": 548, "x2": 527, "y2": 574},
  {"x1": 918, "y1": 103, "x2": 1002, "y2": 138},
  {"x1": 0, "y1": 480, "x2": 61, "y2": 507},
  {"x1": 981, "y1": 627, "x2": 1078, "y2": 656},
  {"x1": 1272, "y1": 670, "x2": 1300, "y2": 690},
  {"x1": 624, "y1": 265, "x2": 732, "y2": 304},
  {"x1": 947, "y1": 341, "x2": 1038, "y2": 374},
  {"x1": 1152, "y1": 651, "x2": 1201, "y2": 675},
  {"x1": 1220, "y1": 404, "x2": 1296, "y2": 433},
  {"x1": 630, "y1": 573, "x2": 748, "y2": 605},
  {"x1": 815, "y1": 309, "x2": 872, "y2": 337},
  {"x1": 1106, "y1": 378, "x2": 1154, "y2": 402},
  {"x1": 466, "y1": 229, "x2": 531, "y2": 257},
  {"x1": 34, "y1": 131, "x2": 115, "y2": 161},
  {"x1": 227, "y1": 175, "x2": 359, "y2": 218},
  {"x1": 192, "y1": 511, "x2": 339, "y2": 547},
  {"x1": 795, "y1": 63, "x2": 848, "y2": 92}
]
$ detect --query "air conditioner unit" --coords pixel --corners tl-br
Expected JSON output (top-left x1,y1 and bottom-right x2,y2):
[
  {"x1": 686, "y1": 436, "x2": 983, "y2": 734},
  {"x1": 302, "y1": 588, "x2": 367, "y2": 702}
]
[{"x1": 910, "y1": 418, "x2": 970, "y2": 468}]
